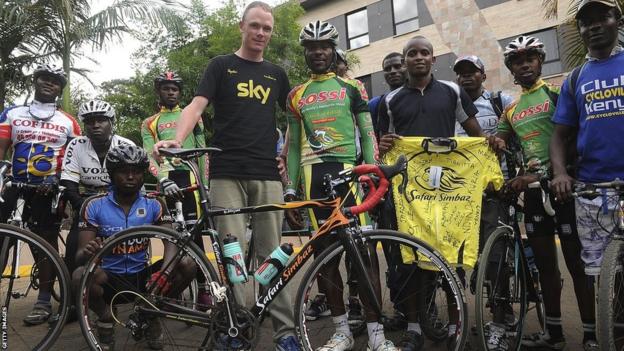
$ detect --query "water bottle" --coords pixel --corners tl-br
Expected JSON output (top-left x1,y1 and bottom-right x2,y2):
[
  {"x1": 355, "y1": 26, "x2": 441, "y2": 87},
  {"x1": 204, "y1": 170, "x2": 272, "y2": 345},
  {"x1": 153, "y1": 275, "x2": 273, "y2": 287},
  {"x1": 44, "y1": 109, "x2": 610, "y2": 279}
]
[
  {"x1": 254, "y1": 243, "x2": 293, "y2": 285},
  {"x1": 524, "y1": 245, "x2": 537, "y2": 272},
  {"x1": 223, "y1": 234, "x2": 248, "y2": 284}
]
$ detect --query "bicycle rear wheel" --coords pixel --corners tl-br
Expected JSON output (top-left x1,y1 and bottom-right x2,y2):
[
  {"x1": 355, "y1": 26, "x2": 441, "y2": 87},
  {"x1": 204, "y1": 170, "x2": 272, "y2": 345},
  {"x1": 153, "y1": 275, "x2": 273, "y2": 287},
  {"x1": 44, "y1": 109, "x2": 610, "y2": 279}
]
[
  {"x1": 475, "y1": 226, "x2": 527, "y2": 351},
  {"x1": 77, "y1": 225, "x2": 219, "y2": 350},
  {"x1": 295, "y1": 229, "x2": 468, "y2": 351},
  {"x1": 598, "y1": 237, "x2": 624, "y2": 351},
  {"x1": 0, "y1": 223, "x2": 70, "y2": 351}
]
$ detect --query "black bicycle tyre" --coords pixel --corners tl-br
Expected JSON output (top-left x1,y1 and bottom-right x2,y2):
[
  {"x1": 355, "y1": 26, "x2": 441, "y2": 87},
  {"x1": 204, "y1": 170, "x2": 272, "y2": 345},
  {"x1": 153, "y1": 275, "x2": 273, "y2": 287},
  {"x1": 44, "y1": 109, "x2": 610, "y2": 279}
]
[
  {"x1": 294, "y1": 229, "x2": 468, "y2": 351},
  {"x1": 475, "y1": 226, "x2": 527, "y2": 351},
  {"x1": 0, "y1": 223, "x2": 71, "y2": 351},
  {"x1": 597, "y1": 238, "x2": 624, "y2": 351},
  {"x1": 419, "y1": 270, "x2": 451, "y2": 343},
  {"x1": 76, "y1": 225, "x2": 219, "y2": 351}
]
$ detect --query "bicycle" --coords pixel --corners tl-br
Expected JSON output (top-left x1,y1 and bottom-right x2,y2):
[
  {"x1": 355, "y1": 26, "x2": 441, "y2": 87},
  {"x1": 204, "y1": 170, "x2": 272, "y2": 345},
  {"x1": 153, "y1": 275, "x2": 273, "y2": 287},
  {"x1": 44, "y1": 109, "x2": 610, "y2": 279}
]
[
  {"x1": 573, "y1": 179, "x2": 624, "y2": 350},
  {"x1": 475, "y1": 181, "x2": 548, "y2": 351},
  {"x1": 76, "y1": 147, "x2": 468, "y2": 350},
  {"x1": 0, "y1": 164, "x2": 71, "y2": 350}
]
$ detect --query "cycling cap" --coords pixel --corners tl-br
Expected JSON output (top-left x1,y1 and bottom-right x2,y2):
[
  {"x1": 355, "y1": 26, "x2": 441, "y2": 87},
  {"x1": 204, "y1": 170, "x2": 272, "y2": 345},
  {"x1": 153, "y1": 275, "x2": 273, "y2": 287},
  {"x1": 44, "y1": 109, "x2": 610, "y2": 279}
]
[
  {"x1": 154, "y1": 71, "x2": 183, "y2": 89},
  {"x1": 336, "y1": 48, "x2": 348, "y2": 65},
  {"x1": 299, "y1": 20, "x2": 339, "y2": 46},
  {"x1": 106, "y1": 144, "x2": 149, "y2": 175},
  {"x1": 33, "y1": 64, "x2": 67, "y2": 88},
  {"x1": 453, "y1": 55, "x2": 485, "y2": 73},
  {"x1": 77, "y1": 100, "x2": 115, "y2": 122},
  {"x1": 576, "y1": 0, "x2": 621, "y2": 19},
  {"x1": 503, "y1": 36, "x2": 546, "y2": 68}
]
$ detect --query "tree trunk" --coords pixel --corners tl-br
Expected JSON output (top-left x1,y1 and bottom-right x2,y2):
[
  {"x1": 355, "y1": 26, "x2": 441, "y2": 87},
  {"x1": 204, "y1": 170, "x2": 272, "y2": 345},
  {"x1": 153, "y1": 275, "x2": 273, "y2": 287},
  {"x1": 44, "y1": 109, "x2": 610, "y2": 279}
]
[{"x1": 61, "y1": 48, "x2": 71, "y2": 113}]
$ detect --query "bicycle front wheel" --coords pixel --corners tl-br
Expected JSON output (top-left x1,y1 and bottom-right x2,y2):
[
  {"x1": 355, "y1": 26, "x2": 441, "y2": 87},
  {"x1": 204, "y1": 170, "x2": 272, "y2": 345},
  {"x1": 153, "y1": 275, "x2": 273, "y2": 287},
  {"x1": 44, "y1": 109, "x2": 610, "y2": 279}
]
[
  {"x1": 295, "y1": 229, "x2": 468, "y2": 351},
  {"x1": 598, "y1": 237, "x2": 624, "y2": 350},
  {"x1": 475, "y1": 226, "x2": 527, "y2": 351},
  {"x1": 0, "y1": 223, "x2": 71, "y2": 351},
  {"x1": 77, "y1": 225, "x2": 219, "y2": 351}
]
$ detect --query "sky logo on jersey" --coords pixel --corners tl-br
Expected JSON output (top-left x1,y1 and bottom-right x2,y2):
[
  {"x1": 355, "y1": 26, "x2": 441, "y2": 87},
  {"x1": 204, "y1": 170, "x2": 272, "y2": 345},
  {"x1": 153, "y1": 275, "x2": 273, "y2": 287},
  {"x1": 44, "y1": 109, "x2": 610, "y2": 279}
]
[
  {"x1": 298, "y1": 88, "x2": 347, "y2": 109},
  {"x1": 237, "y1": 80, "x2": 271, "y2": 104}
]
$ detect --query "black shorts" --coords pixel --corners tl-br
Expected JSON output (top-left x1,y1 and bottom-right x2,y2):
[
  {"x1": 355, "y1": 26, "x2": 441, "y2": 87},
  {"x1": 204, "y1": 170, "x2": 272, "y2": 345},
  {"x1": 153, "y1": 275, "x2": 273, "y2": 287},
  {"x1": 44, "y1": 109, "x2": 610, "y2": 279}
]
[
  {"x1": 523, "y1": 188, "x2": 577, "y2": 240},
  {"x1": 0, "y1": 187, "x2": 62, "y2": 230},
  {"x1": 102, "y1": 260, "x2": 162, "y2": 304}
]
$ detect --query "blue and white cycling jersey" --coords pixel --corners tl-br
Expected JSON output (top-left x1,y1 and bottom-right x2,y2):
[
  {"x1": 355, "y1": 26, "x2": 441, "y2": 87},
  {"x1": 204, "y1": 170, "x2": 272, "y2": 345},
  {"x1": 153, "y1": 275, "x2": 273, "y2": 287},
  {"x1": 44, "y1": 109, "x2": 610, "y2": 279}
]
[{"x1": 79, "y1": 192, "x2": 172, "y2": 274}]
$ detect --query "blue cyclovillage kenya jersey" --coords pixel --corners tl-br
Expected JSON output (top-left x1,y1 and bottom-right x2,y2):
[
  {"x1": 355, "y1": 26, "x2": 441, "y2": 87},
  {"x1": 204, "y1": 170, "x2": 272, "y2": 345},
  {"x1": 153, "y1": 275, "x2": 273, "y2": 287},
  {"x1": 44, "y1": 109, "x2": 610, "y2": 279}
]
[
  {"x1": 553, "y1": 50, "x2": 624, "y2": 183},
  {"x1": 79, "y1": 192, "x2": 172, "y2": 274}
]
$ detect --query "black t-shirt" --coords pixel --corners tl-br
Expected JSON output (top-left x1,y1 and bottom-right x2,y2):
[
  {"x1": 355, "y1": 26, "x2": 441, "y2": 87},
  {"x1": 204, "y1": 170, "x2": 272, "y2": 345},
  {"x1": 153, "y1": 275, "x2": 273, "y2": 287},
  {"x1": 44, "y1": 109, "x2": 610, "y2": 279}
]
[
  {"x1": 378, "y1": 78, "x2": 478, "y2": 137},
  {"x1": 196, "y1": 54, "x2": 290, "y2": 180}
]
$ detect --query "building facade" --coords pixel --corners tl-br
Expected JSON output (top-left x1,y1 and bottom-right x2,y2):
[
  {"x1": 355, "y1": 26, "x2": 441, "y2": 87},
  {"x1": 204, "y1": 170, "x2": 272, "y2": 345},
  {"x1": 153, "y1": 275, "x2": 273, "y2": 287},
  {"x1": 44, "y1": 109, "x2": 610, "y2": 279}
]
[{"x1": 299, "y1": 0, "x2": 572, "y2": 97}]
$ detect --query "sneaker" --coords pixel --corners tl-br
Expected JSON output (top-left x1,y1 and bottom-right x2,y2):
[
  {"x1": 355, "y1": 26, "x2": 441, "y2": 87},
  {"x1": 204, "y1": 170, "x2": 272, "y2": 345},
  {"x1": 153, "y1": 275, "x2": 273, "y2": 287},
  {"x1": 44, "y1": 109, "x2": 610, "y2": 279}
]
[
  {"x1": 23, "y1": 304, "x2": 51, "y2": 326},
  {"x1": 484, "y1": 322, "x2": 509, "y2": 350},
  {"x1": 146, "y1": 318, "x2": 164, "y2": 350},
  {"x1": 384, "y1": 308, "x2": 407, "y2": 331},
  {"x1": 583, "y1": 339, "x2": 599, "y2": 351},
  {"x1": 214, "y1": 333, "x2": 249, "y2": 350},
  {"x1": 521, "y1": 332, "x2": 566, "y2": 350},
  {"x1": 305, "y1": 294, "x2": 330, "y2": 321},
  {"x1": 276, "y1": 335, "x2": 301, "y2": 351},
  {"x1": 315, "y1": 332, "x2": 354, "y2": 351},
  {"x1": 398, "y1": 330, "x2": 424, "y2": 351},
  {"x1": 96, "y1": 320, "x2": 115, "y2": 351},
  {"x1": 367, "y1": 340, "x2": 398, "y2": 351}
]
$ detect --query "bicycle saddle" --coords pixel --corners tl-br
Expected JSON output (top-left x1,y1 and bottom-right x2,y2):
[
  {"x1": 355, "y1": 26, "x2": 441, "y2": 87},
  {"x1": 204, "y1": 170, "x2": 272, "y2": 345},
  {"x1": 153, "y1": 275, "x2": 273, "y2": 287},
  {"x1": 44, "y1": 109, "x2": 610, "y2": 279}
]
[{"x1": 159, "y1": 147, "x2": 222, "y2": 160}]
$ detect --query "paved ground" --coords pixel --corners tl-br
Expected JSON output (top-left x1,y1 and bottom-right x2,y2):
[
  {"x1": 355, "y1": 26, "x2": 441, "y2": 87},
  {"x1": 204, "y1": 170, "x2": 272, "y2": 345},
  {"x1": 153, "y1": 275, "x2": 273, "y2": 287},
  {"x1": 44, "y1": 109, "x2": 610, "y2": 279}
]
[{"x1": 3, "y1": 236, "x2": 586, "y2": 351}]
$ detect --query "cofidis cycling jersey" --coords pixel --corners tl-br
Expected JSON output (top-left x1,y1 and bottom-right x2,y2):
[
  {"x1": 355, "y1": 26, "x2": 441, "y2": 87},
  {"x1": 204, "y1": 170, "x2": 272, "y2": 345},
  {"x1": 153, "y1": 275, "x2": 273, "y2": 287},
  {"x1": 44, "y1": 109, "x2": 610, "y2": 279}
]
[
  {"x1": 385, "y1": 137, "x2": 503, "y2": 268},
  {"x1": 60, "y1": 135, "x2": 135, "y2": 189},
  {"x1": 79, "y1": 193, "x2": 172, "y2": 274},
  {"x1": 0, "y1": 101, "x2": 81, "y2": 183},
  {"x1": 497, "y1": 80, "x2": 559, "y2": 175},
  {"x1": 285, "y1": 72, "x2": 377, "y2": 194}
]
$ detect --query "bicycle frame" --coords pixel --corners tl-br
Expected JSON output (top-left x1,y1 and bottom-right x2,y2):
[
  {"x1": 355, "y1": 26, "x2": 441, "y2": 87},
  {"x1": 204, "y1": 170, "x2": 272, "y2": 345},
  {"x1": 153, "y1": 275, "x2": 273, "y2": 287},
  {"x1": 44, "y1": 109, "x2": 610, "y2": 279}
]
[{"x1": 144, "y1": 153, "x2": 386, "y2": 331}]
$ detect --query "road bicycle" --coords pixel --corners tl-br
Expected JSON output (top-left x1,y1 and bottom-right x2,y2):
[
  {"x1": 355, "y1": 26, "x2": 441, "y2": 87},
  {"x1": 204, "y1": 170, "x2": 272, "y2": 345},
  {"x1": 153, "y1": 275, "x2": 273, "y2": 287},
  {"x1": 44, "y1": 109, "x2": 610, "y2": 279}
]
[
  {"x1": 573, "y1": 179, "x2": 624, "y2": 350},
  {"x1": 0, "y1": 164, "x2": 71, "y2": 350},
  {"x1": 76, "y1": 147, "x2": 468, "y2": 350},
  {"x1": 475, "y1": 181, "x2": 548, "y2": 351}
]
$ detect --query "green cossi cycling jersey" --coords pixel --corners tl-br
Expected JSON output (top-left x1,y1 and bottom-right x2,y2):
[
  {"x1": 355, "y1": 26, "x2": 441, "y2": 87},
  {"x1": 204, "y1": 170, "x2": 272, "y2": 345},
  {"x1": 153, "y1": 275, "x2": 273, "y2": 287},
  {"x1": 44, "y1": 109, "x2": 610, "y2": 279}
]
[
  {"x1": 285, "y1": 72, "x2": 378, "y2": 194},
  {"x1": 497, "y1": 79, "x2": 560, "y2": 175},
  {"x1": 141, "y1": 105, "x2": 208, "y2": 182}
]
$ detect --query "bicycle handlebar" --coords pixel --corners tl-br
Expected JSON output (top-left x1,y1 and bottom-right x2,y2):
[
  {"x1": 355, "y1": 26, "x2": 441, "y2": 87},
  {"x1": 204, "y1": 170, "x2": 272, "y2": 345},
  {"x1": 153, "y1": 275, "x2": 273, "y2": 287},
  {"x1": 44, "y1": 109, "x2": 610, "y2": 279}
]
[
  {"x1": 346, "y1": 155, "x2": 407, "y2": 216},
  {"x1": 573, "y1": 178, "x2": 624, "y2": 198},
  {"x1": 146, "y1": 185, "x2": 199, "y2": 197}
]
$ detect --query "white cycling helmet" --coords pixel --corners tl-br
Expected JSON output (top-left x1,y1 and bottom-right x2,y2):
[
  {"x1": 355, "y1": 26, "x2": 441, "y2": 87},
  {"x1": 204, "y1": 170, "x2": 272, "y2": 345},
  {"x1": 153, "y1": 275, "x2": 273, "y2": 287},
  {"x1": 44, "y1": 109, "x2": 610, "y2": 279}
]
[
  {"x1": 503, "y1": 35, "x2": 546, "y2": 68},
  {"x1": 299, "y1": 20, "x2": 339, "y2": 47},
  {"x1": 77, "y1": 100, "x2": 115, "y2": 122},
  {"x1": 33, "y1": 64, "x2": 67, "y2": 88}
]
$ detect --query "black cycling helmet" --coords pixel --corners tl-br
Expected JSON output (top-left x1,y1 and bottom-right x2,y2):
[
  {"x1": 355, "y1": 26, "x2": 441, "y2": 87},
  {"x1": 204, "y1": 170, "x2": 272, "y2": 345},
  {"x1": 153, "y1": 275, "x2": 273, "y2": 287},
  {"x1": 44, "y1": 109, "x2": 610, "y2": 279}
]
[
  {"x1": 33, "y1": 64, "x2": 67, "y2": 88},
  {"x1": 106, "y1": 144, "x2": 149, "y2": 178},
  {"x1": 154, "y1": 71, "x2": 183, "y2": 90}
]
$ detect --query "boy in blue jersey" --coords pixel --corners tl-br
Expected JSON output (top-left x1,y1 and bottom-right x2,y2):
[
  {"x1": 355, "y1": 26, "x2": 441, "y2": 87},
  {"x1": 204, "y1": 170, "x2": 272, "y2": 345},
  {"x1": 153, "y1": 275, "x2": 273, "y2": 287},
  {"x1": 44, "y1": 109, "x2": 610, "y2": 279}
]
[{"x1": 72, "y1": 144, "x2": 196, "y2": 351}]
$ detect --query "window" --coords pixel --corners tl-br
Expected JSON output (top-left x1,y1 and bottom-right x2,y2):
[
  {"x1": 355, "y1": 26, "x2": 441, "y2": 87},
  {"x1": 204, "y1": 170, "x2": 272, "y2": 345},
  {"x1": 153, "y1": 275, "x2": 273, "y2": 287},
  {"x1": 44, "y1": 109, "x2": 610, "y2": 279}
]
[
  {"x1": 392, "y1": 0, "x2": 419, "y2": 35},
  {"x1": 346, "y1": 8, "x2": 369, "y2": 49}
]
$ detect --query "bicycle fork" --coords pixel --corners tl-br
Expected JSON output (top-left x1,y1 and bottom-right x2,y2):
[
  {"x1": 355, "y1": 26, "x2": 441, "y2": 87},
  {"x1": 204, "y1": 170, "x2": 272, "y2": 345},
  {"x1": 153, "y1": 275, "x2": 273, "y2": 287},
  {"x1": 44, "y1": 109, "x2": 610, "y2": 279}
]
[{"x1": 337, "y1": 227, "x2": 383, "y2": 319}]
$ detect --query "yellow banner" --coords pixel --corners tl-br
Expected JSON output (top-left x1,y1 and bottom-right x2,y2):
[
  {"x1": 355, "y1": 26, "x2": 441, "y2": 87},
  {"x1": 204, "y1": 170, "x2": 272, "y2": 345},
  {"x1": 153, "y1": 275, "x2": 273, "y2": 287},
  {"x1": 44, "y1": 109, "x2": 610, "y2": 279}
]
[{"x1": 385, "y1": 137, "x2": 503, "y2": 268}]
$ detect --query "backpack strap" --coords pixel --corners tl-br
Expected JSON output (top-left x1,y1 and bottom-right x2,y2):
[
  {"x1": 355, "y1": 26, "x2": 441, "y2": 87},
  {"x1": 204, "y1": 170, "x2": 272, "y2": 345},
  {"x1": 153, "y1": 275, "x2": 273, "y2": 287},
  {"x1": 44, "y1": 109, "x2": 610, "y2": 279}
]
[
  {"x1": 542, "y1": 85, "x2": 559, "y2": 106},
  {"x1": 567, "y1": 62, "x2": 586, "y2": 98},
  {"x1": 489, "y1": 91, "x2": 504, "y2": 118}
]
